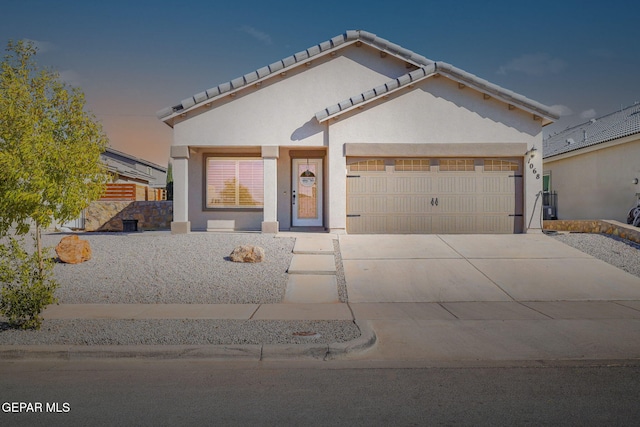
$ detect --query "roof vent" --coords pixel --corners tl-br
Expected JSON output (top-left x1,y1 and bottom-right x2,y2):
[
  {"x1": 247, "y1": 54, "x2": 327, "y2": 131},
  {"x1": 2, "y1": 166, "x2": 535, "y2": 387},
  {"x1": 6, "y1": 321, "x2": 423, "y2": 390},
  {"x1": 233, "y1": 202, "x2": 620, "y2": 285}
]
[
  {"x1": 590, "y1": 118, "x2": 596, "y2": 123},
  {"x1": 566, "y1": 138, "x2": 575, "y2": 145}
]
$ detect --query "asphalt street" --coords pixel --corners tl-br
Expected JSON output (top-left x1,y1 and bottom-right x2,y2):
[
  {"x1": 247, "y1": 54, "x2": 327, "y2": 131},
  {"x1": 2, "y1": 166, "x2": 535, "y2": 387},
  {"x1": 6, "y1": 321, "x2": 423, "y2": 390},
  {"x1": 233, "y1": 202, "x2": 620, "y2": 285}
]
[{"x1": 1, "y1": 359, "x2": 639, "y2": 426}]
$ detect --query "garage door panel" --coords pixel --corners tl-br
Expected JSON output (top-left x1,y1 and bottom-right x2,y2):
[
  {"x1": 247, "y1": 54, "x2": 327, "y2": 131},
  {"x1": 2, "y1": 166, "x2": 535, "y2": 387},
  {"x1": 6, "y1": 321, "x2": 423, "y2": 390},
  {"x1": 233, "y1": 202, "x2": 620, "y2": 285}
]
[
  {"x1": 346, "y1": 158, "x2": 521, "y2": 234},
  {"x1": 347, "y1": 176, "x2": 366, "y2": 195},
  {"x1": 410, "y1": 216, "x2": 432, "y2": 233},
  {"x1": 393, "y1": 177, "x2": 412, "y2": 193},
  {"x1": 411, "y1": 176, "x2": 433, "y2": 193},
  {"x1": 481, "y1": 216, "x2": 514, "y2": 234},
  {"x1": 482, "y1": 195, "x2": 515, "y2": 213},
  {"x1": 367, "y1": 177, "x2": 388, "y2": 193},
  {"x1": 347, "y1": 196, "x2": 368, "y2": 214},
  {"x1": 438, "y1": 176, "x2": 476, "y2": 193},
  {"x1": 482, "y1": 176, "x2": 514, "y2": 193},
  {"x1": 439, "y1": 195, "x2": 476, "y2": 213},
  {"x1": 411, "y1": 196, "x2": 433, "y2": 213},
  {"x1": 390, "y1": 196, "x2": 412, "y2": 213}
]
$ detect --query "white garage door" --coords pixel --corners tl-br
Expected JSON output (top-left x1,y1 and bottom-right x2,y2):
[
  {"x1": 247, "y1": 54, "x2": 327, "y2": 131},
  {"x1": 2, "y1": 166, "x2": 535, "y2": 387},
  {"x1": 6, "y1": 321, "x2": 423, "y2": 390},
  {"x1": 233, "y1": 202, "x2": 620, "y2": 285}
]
[{"x1": 346, "y1": 158, "x2": 523, "y2": 234}]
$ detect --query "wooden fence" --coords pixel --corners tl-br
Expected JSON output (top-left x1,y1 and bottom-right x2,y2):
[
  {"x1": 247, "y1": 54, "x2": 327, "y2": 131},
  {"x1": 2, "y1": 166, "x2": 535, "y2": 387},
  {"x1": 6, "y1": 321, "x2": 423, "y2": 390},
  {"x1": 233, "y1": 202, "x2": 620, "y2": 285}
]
[{"x1": 100, "y1": 183, "x2": 167, "y2": 201}]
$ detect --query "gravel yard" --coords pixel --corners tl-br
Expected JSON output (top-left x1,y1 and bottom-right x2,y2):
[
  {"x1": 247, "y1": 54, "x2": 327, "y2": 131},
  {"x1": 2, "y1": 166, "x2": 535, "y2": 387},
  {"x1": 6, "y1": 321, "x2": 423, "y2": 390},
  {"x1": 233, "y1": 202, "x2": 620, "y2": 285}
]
[
  {"x1": 551, "y1": 232, "x2": 640, "y2": 279},
  {"x1": 1, "y1": 231, "x2": 358, "y2": 346},
  {"x1": 0, "y1": 319, "x2": 360, "y2": 345},
  {"x1": 45, "y1": 231, "x2": 295, "y2": 304}
]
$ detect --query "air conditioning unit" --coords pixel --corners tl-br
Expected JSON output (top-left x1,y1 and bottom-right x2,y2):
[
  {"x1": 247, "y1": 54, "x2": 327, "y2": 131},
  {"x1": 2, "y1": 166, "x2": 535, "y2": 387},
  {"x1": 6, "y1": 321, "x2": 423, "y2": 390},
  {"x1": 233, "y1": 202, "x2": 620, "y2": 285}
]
[{"x1": 543, "y1": 205, "x2": 557, "y2": 220}]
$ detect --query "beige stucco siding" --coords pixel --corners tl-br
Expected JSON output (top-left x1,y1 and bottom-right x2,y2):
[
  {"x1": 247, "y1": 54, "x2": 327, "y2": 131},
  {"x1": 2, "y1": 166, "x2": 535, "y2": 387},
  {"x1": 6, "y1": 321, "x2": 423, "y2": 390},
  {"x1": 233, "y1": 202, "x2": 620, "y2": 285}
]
[
  {"x1": 544, "y1": 136, "x2": 640, "y2": 222},
  {"x1": 173, "y1": 45, "x2": 412, "y2": 149},
  {"x1": 326, "y1": 78, "x2": 543, "y2": 232}
]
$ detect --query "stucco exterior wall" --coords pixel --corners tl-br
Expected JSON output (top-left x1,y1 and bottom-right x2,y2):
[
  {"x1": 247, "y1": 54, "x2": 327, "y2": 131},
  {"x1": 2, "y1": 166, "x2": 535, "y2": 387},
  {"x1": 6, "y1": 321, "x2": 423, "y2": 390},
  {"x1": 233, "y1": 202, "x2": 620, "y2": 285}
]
[
  {"x1": 544, "y1": 136, "x2": 640, "y2": 222},
  {"x1": 172, "y1": 45, "x2": 410, "y2": 149},
  {"x1": 327, "y1": 77, "x2": 544, "y2": 231}
]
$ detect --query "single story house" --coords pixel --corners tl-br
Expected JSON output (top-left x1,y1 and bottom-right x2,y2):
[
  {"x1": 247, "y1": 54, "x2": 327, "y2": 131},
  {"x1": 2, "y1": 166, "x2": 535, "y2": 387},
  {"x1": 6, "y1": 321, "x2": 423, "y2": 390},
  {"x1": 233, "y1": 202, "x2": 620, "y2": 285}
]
[
  {"x1": 543, "y1": 103, "x2": 640, "y2": 223},
  {"x1": 158, "y1": 30, "x2": 558, "y2": 234}
]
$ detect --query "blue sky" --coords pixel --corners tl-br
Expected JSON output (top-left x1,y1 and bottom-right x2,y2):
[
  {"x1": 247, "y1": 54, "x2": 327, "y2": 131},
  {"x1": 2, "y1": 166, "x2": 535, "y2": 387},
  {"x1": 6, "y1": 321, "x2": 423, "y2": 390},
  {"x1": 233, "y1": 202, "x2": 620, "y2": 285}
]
[{"x1": 3, "y1": 0, "x2": 639, "y2": 166}]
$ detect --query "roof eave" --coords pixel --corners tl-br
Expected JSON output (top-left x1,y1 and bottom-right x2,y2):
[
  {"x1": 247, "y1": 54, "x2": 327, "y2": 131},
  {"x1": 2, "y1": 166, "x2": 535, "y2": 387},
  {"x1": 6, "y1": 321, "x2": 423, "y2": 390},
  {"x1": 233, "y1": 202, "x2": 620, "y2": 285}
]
[{"x1": 435, "y1": 63, "x2": 559, "y2": 125}]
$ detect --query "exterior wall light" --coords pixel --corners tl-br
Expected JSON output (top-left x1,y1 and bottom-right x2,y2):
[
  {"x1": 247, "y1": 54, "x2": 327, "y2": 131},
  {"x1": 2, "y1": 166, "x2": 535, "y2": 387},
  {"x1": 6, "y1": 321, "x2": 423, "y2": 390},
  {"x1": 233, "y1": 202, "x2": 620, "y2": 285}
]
[
  {"x1": 525, "y1": 146, "x2": 537, "y2": 158},
  {"x1": 633, "y1": 178, "x2": 639, "y2": 185}
]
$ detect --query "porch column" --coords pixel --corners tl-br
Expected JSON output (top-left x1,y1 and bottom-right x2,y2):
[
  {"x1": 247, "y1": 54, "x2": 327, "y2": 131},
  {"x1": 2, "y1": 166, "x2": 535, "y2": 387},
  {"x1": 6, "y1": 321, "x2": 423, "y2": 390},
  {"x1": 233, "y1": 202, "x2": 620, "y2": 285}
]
[
  {"x1": 328, "y1": 144, "x2": 347, "y2": 234},
  {"x1": 261, "y1": 146, "x2": 279, "y2": 233},
  {"x1": 170, "y1": 146, "x2": 190, "y2": 234}
]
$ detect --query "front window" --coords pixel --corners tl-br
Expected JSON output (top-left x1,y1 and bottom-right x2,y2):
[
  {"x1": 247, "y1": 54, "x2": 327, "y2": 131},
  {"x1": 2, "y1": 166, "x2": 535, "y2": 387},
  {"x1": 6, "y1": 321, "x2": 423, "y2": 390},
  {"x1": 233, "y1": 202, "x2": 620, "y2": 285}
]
[{"x1": 206, "y1": 157, "x2": 263, "y2": 208}]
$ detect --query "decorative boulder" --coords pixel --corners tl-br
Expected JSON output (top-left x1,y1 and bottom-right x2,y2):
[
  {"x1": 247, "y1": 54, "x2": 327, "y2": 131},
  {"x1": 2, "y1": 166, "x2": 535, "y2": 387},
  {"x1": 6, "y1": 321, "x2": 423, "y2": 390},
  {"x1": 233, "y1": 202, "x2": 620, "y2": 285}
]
[
  {"x1": 55, "y1": 235, "x2": 92, "y2": 264},
  {"x1": 229, "y1": 245, "x2": 265, "y2": 263}
]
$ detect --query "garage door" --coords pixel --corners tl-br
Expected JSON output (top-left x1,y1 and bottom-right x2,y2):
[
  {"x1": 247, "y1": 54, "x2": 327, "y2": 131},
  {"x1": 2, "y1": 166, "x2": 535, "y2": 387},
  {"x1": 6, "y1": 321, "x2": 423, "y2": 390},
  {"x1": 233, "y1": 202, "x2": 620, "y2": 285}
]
[{"x1": 346, "y1": 158, "x2": 523, "y2": 234}]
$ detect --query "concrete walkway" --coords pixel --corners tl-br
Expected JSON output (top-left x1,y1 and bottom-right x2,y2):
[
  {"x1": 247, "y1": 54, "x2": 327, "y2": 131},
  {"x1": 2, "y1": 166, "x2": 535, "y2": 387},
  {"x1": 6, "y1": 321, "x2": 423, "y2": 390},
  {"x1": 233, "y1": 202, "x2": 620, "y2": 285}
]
[
  {"x1": 3, "y1": 233, "x2": 640, "y2": 363},
  {"x1": 283, "y1": 235, "x2": 340, "y2": 303}
]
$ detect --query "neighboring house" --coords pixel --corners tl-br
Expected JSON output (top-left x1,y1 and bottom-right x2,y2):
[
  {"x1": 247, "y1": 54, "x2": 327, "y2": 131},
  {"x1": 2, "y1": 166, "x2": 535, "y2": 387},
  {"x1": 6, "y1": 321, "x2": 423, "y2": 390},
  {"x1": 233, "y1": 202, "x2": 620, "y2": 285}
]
[
  {"x1": 543, "y1": 103, "x2": 640, "y2": 223},
  {"x1": 59, "y1": 148, "x2": 168, "y2": 230},
  {"x1": 157, "y1": 30, "x2": 557, "y2": 234},
  {"x1": 102, "y1": 147, "x2": 167, "y2": 189}
]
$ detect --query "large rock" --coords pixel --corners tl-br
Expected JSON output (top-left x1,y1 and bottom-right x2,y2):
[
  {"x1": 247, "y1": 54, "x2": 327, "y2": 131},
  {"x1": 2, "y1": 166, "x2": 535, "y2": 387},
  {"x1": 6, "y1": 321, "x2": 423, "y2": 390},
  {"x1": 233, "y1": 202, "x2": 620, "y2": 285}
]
[
  {"x1": 229, "y1": 245, "x2": 265, "y2": 263},
  {"x1": 55, "y1": 235, "x2": 92, "y2": 264}
]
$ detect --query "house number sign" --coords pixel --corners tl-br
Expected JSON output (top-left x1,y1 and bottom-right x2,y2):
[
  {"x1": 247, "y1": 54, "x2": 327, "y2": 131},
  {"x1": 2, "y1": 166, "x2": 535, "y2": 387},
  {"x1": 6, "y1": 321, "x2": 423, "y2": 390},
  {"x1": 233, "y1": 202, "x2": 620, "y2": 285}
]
[{"x1": 527, "y1": 157, "x2": 540, "y2": 180}]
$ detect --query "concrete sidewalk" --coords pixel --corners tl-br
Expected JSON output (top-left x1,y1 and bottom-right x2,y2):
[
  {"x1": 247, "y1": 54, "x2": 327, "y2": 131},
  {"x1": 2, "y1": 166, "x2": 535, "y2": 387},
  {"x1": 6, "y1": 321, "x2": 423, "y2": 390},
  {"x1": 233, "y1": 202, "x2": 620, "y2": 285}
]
[{"x1": 25, "y1": 299, "x2": 640, "y2": 363}]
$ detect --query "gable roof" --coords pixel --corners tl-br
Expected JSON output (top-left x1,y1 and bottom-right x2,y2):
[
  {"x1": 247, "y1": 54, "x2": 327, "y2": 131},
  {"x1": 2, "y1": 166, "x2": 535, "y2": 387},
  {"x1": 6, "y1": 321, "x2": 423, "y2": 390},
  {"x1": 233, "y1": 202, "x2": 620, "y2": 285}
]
[
  {"x1": 543, "y1": 103, "x2": 640, "y2": 158},
  {"x1": 158, "y1": 30, "x2": 558, "y2": 126}
]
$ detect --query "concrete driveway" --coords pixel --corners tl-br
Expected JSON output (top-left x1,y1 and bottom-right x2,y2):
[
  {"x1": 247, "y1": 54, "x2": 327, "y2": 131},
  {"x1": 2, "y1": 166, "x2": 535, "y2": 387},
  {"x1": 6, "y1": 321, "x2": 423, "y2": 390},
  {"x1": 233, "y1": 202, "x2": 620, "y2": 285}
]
[
  {"x1": 339, "y1": 233, "x2": 640, "y2": 362},
  {"x1": 339, "y1": 233, "x2": 640, "y2": 303}
]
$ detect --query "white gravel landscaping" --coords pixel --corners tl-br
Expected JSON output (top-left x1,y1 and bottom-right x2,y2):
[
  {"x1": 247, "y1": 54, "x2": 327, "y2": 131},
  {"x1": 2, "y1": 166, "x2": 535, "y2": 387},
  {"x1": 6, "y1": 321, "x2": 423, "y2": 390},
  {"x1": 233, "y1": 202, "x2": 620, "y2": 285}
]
[
  {"x1": 0, "y1": 319, "x2": 361, "y2": 345},
  {"x1": 1, "y1": 231, "x2": 359, "y2": 346},
  {"x1": 551, "y1": 232, "x2": 640, "y2": 279},
  {"x1": 44, "y1": 231, "x2": 295, "y2": 304}
]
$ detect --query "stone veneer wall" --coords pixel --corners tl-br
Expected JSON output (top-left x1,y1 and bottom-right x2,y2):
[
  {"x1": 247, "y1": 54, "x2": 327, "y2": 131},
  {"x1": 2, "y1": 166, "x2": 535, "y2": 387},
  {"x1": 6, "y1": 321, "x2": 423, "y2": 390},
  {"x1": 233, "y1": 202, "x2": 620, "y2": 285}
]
[
  {"x1": 543, "y1": 219, "x2": 640, "y2": 244},
  {"x1": 85, "y1": 201, "x2": 173, "y2": 232}
]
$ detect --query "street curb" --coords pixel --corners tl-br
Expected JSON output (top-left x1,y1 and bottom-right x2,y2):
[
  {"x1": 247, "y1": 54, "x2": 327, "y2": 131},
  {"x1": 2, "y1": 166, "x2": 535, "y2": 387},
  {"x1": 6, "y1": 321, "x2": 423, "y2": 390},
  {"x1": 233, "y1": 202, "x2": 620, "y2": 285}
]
[{"x1": 0, "y1": 321, "x2": 376, "y2": 361}]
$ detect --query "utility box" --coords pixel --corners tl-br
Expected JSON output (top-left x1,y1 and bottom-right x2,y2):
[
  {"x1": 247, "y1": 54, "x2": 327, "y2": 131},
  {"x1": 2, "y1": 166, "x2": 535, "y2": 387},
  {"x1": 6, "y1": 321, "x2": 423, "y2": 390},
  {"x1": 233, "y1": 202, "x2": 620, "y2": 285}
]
[{"x1": 122, "y1": 219, "x2": 138, "y2": 232}]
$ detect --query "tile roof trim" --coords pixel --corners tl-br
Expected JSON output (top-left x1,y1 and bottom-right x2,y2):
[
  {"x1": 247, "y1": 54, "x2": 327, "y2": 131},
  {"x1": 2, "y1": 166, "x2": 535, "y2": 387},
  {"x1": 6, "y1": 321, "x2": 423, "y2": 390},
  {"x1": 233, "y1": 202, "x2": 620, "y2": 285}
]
[
  {"x1": 315, "y1": 62, "x2": 559, "y2": 123},
  {"x1": 157, "y1": 30, "x2": 434, "y2": 123},
  {"x1": 315, "y1": 65, "x2": 437, "y2": 122},
  {"x1": 543, "y1": 103, "x2": 640, "y2": 158}
]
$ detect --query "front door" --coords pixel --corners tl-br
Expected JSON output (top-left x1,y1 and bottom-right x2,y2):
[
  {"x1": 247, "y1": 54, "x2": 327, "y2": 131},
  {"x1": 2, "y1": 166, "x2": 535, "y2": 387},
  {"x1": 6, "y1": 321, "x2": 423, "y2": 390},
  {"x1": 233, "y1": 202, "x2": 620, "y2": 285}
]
[{"x1": 292, "y1": 158, "x2": 323, "y2": 227}]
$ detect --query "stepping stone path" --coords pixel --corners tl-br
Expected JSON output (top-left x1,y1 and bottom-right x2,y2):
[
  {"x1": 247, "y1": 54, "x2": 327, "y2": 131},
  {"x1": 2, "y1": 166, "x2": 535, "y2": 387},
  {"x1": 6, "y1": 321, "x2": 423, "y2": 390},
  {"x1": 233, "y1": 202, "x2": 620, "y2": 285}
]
[{"x1": 284, "y1": 237, "x2": 339, "y2": 303}]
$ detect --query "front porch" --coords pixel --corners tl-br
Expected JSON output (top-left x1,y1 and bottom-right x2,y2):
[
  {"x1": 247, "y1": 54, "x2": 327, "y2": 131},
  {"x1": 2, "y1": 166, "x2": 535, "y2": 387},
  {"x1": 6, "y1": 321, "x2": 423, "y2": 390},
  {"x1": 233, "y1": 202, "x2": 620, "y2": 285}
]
[{"x1": 169, "y1": 145, "x2": 346, "y2": 234}]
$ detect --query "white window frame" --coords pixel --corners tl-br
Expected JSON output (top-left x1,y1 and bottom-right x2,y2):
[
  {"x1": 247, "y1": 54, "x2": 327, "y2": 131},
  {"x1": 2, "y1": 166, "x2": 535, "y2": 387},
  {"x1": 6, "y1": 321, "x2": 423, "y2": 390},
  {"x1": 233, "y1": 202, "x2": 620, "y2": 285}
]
[{"x1": 205, "y1": 157, "x2": 264, "y2": 209}]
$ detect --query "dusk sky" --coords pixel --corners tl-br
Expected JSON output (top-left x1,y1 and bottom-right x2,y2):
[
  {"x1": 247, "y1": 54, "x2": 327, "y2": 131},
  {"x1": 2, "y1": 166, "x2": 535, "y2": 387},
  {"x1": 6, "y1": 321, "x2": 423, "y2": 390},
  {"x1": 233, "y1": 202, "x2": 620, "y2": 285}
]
[{"x1": 3, "y1": 0, "x2": 639, "y2": 166}]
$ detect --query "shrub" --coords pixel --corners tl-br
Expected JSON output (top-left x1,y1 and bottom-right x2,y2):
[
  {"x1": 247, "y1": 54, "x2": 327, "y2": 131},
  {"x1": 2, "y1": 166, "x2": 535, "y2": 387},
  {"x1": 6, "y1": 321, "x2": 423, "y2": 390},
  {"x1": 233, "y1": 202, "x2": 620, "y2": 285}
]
[{"x1": 0, "y1": 236, "x2": 58, "y2": 330}]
